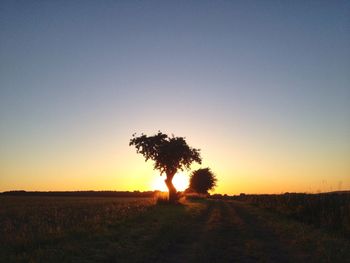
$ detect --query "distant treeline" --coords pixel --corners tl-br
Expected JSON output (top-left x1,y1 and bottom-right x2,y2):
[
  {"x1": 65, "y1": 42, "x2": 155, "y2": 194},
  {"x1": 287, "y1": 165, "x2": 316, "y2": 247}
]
[
  {"x1": 209, "y1": 191, "x2": 350, "y2": 200},
  {"x1": 1, "y1": 190, "x2": 159, "y2": 198}
]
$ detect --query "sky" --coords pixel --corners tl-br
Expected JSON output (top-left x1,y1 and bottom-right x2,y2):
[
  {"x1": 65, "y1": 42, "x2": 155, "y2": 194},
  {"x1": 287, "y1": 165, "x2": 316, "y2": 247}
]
[{"x1": 1, "y1": 1, "x2": 349, "y2": 194}]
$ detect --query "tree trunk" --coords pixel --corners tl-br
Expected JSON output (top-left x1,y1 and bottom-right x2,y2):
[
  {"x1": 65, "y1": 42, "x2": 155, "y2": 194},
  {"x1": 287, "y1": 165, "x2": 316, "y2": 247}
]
[{"x1": 165, "y1": 174, "x2": 178, "y2": 203}]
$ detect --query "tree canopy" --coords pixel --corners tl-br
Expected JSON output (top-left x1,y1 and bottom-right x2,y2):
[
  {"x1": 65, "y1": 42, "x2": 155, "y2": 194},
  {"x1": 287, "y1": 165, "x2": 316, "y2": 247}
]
[
  {"x1": 129, "y1": 132, "x2": 201, "y2": 176},
  {"x1": 129, "y1": 131, "x2": 202, "y2": 202}
]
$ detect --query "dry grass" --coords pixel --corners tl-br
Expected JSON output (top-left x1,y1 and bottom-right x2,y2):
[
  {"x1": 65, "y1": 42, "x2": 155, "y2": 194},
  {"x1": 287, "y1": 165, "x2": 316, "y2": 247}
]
[
  {"x1": 0, "y1": 196, "x2": 154, "y2": 246},
  {"x1": 235, "y1": 193, "x2": 350, "y2": 238},
  {"x1": 1, "y1": 195, "x2": 349, "y2": 263}
]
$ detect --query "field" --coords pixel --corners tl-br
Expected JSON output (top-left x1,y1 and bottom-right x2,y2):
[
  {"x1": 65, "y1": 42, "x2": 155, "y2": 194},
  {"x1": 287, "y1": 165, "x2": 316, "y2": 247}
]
[
  {"x1": 1, "y1": 195, "x2": 350, "y2": 262},
  {"x1": 234, "y1": 192, "x2": 350, "y2": 238},
  {"x1": 0, "y1": 196, "x2": 155, "y2": 262}
]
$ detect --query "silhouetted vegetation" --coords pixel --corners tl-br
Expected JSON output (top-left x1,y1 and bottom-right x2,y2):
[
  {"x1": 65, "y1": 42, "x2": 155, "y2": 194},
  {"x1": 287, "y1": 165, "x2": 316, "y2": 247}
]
[
  {"x1": 234, "y1": 192, "x2": 350, "y2": 238},
  {"x1": 130, "y1": 131, "x2": 201, "y2": 203},
  {"x1": 188, "y1": 168, "x2": 217, "y2": 194},
  {"x1": 209, "y1": 193, "x2": 230, "y2": 200},
  {"x1": 1, "y1": 190, "x2": 157, "y2": 198}
]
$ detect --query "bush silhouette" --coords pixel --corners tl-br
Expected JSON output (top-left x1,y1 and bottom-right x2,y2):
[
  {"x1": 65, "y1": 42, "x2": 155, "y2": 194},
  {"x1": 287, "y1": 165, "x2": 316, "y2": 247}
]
[{"x1": 189, "y1": 168, "x2": 217, "y2": 194}]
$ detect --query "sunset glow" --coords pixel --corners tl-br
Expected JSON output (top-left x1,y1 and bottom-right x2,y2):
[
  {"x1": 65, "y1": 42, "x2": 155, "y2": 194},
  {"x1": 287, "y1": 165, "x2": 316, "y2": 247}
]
[
  {"x1": 0, "y1": 1, "x2": 349, "y2": 194},
  {"x1": 151, "y1": 172, "x2": 190, "y2": 192}
]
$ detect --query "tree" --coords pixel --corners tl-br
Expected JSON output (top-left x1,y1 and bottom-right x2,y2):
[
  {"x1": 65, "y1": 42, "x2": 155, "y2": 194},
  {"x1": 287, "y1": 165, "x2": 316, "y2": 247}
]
[
  {"x1": 129, "y1": 132, "x2": 202, "y2": 203},
  {"x1": 189, "y1": 168, "x2": 217, "y2": 194}
]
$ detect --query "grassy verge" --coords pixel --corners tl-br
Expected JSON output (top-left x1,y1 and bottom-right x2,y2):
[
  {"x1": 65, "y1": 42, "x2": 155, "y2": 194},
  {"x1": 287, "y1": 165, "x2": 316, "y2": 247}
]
[
  {"x1": 0, "y1": 197, "x2": 208, "y2": 263},
  {"x1": 233, "y1": 201, "x2": 350, "y2": 262}
]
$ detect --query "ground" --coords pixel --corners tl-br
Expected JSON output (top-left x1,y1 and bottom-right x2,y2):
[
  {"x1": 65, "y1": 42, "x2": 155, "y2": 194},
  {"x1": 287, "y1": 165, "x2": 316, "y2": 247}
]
[
  {"x1": 1, "y1": 197, "x2": 349, "y2": 262},
  {"x1": 108, "y1": 199, "x2": 350, "y2": 263}
]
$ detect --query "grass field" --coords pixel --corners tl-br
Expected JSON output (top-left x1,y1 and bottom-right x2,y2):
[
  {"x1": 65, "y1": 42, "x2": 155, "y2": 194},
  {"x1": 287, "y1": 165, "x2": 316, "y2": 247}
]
[
  {"x1": 1, "y1": 196, "x2": 350, "y2": 262},
  {"x1": 234, "y1": 193, "x2": 350, "y2": 238}
]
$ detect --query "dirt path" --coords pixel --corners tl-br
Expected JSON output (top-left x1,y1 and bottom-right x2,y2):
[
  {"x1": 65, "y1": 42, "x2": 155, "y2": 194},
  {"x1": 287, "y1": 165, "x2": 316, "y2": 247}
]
[
  {"x1": 155, "y1": 200, "x2": 350, "y2": 263},
  {"x1": 180, "y1": 200, "x2": 297, "y2": 263}
]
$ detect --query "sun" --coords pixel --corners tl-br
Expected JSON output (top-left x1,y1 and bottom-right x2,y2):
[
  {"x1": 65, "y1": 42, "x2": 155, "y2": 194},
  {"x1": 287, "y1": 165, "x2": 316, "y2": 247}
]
[{"x1": 151, "y1": 172, "x2": 189, "y2": 192}]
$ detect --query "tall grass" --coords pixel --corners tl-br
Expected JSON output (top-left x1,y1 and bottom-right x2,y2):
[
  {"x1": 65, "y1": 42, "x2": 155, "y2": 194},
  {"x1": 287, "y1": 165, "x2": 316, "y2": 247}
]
[
  {"x1": 0, "y1": 196, "x2": 154, "y2": 246},
  {"x1": 235, "y1": 193, "x2": 350, "y2": 238},
  {"x1": 155, "y1": 191, "x2": 170, "y2": 205}
]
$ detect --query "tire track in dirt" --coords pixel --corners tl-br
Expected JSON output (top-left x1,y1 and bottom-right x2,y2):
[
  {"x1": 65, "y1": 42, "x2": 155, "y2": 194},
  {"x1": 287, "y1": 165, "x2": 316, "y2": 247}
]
[
  {"x1": 162, "y1": 200, "x2": 216, "y2": 263},
  {"x1": 226, "y1": 201, "x2": 298, "y2": 262},
  {"x1": 186, "y1": 200, "x2": 249, "y2": 262},
  {"x1": 185, "y1": 200, "x2": 301, "y2": 262}
]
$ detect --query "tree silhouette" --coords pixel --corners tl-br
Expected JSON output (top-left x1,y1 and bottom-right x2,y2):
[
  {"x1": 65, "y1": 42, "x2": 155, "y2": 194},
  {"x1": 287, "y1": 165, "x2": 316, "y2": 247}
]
[
  {"x1": 129, "y1": 132, "x2": 201, "y2": 203},
  {"x1": 189, "y1": 168, "x2": 217, "y2": 194}
]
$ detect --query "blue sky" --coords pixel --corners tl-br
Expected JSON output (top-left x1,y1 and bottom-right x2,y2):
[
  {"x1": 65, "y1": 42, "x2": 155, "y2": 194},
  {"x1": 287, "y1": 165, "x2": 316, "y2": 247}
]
[{"x1": 1, "y1": 1, "x2": 349, "y2": 193}]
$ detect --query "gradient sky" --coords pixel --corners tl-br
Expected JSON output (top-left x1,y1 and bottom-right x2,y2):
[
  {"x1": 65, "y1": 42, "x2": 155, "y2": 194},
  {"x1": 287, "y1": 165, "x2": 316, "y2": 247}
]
[{"x1": 1, "y1": 1, "x2": 349, "y2": 194}]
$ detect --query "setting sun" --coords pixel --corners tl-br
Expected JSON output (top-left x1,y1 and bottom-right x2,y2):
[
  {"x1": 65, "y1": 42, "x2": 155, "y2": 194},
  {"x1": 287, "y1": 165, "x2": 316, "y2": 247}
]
[{"x1": 151, "y1": 172, "x2": 190, "y2": 192}]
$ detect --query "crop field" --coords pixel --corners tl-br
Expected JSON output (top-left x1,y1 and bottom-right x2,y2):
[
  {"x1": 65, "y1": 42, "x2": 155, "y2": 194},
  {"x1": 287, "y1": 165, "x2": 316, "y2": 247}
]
[
  {"x1": 1, "y1": 195, "x2": 350, "y2": 263},
  {"x1": 0, "y1": 196, "x2": 155, "y2": 262},
  {"x1": 233, "y1": 193, "x2": 350, "y2": 238}
]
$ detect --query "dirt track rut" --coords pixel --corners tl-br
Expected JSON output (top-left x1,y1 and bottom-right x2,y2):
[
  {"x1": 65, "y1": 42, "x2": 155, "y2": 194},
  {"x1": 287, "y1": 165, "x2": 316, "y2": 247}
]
[
  {"x1": 161, "y1": 200, "x2": 350, "y2": 263},
  {"x1": 181, "y1": 200, "x2": 297, "y2": 263}
]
